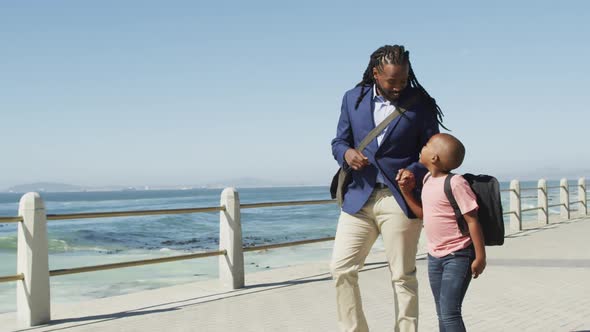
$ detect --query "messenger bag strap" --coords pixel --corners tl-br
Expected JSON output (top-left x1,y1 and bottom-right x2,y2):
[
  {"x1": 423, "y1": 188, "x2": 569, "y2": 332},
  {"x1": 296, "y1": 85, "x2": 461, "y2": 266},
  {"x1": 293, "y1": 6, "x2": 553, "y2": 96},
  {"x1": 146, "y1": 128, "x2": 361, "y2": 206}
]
[{"x1": 357, "y1": 106, "x2": 406, "y2": 152}]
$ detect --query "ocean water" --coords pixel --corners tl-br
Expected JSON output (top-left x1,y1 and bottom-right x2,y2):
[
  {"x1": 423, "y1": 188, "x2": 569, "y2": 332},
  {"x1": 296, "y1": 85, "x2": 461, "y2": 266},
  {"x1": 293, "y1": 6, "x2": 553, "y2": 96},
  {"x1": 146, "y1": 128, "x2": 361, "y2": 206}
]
[{"x1": 0, "y1": 181, "x2": 585, "y2": 313}]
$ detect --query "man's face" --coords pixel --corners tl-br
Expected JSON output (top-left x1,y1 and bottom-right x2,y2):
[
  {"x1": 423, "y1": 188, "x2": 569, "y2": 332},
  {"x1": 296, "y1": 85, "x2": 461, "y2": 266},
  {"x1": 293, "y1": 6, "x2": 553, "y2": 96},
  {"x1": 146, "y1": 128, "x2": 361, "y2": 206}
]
[{"x1": 373, "y1": 63, "x2": 409, "y2": 102}]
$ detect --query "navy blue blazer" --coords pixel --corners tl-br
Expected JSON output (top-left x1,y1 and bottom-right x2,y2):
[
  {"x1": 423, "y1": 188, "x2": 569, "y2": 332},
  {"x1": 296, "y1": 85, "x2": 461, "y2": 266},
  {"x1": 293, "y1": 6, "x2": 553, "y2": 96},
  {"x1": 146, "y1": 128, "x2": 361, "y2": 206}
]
[{"x1": 331, "y1": 85, "x2": 440, "y2": 217}]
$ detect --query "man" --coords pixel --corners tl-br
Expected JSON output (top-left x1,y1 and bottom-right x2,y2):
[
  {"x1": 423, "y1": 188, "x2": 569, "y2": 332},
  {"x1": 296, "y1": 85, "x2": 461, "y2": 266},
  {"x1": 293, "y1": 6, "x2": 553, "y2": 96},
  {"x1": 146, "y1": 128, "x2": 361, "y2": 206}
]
[{"x1": 330, "y1": 44, "x2": 444, "y2": 332}]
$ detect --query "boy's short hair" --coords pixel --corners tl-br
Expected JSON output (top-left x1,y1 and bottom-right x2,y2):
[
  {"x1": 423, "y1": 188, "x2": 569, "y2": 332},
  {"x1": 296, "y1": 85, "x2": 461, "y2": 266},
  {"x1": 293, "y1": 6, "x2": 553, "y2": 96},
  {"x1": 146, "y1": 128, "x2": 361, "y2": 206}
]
[{"x1": 434, "y1": 133, "x2": 465, "y2": 171}]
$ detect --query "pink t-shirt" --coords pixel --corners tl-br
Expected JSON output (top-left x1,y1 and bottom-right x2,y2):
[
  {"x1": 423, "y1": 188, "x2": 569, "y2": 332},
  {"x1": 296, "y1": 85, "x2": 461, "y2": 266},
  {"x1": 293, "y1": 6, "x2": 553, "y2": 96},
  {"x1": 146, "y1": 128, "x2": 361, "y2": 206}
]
[{"x1": 421, "y1": 174, "x2": 478, "y2": 258}]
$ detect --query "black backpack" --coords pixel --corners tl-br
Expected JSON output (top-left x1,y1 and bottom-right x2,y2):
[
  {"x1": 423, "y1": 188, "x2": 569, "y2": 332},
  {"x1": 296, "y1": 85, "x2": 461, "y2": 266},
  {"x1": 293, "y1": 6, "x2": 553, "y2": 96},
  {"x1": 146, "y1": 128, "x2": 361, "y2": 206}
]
[{"x1": 444, "y1": 173, "x2": 505, "y2": 246}]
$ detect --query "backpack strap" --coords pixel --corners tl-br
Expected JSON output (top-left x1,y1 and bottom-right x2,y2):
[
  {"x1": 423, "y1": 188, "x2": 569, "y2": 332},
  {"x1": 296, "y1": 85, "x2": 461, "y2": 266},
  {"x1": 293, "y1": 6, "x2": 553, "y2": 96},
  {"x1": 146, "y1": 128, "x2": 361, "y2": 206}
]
[{"x1": 443, "y1": 174, "x2": 469, "y2": 235}]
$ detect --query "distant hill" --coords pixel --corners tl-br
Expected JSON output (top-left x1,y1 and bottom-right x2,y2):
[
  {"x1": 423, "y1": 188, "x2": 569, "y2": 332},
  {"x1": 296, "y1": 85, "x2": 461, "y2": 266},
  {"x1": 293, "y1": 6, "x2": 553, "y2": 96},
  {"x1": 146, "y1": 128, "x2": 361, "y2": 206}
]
[{"x1": 5, "y1": 182, "x2": 84, "y2": 193}]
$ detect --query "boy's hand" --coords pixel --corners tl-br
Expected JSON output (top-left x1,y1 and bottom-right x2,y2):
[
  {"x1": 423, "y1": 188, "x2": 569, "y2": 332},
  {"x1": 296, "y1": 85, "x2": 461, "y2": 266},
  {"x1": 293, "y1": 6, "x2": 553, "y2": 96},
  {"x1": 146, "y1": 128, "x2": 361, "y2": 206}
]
[
  {"x1": 471, "y1": 258, "x2": 486, "y2": 279},
  {"x1": 396, "y1": 169, "x2": 416, "y2": 193}
]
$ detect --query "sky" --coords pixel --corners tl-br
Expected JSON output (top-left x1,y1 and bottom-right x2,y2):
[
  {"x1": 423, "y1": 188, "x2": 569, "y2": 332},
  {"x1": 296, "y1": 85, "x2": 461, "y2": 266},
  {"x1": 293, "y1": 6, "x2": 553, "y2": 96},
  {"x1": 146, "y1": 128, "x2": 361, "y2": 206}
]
[{"x1": 1, "y1": 1, "x2": 589, "y2": 189}]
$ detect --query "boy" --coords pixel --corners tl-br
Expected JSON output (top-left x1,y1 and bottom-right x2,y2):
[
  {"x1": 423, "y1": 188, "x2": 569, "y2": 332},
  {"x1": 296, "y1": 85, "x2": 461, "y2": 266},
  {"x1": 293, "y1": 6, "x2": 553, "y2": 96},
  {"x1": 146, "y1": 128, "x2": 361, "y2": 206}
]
[{"x1": 396, "y1": 133, "x2": 486, "y2": 332}]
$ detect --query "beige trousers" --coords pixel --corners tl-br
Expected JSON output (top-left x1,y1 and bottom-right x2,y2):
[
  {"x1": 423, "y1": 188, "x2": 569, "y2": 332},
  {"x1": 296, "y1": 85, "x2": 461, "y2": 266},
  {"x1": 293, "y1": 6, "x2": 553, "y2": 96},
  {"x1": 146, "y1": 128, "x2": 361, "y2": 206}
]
[{"x1": 330, "y1": 188, "x2": 422, "y2": 332}]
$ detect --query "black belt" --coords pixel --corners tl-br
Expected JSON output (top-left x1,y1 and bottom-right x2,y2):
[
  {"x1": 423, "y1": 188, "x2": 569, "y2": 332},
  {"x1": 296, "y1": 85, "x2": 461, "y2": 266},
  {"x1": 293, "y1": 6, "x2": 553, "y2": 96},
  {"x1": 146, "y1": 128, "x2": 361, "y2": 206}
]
[{"x1": 374, "y1": 183, "x2": 388, "y2": 189}]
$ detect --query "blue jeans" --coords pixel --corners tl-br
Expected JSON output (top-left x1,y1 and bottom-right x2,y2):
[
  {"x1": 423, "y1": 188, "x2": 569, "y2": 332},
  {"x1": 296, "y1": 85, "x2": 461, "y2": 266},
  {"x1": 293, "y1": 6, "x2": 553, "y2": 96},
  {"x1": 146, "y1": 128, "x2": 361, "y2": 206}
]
[{"x1": 428, "y1": 246, "x2": 474, "y2": 332}]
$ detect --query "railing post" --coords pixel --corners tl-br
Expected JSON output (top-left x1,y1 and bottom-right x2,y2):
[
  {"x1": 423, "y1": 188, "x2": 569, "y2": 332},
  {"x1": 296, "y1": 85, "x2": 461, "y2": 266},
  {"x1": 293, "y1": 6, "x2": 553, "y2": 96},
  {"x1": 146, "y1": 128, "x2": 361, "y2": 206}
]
[
  {"x1": 17, "y1": 193, "x2": 50, "y2": 327},
  {"x1": 219, "y1": 187, "x2": 244, "y2": 289},
  {"x1": 579, "y1": 177, "x2": 587, "y2": 216},
  {"x1": 560, "y1": 178, "x2": 570, "y2": 220},
  {"x1": 538, "y1": 179, "x2": 548, "y2": 224},
  {"x1": 510, "y1": 180, "x2": 522, "y2": 232}
]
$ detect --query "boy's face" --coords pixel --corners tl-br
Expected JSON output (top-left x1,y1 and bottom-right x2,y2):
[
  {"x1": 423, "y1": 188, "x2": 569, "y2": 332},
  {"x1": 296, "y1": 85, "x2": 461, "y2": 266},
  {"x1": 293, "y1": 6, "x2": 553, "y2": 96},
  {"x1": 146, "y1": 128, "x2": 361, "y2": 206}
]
[{"x1": 419, "y1": 135, "x2": 439, "y2": 167}]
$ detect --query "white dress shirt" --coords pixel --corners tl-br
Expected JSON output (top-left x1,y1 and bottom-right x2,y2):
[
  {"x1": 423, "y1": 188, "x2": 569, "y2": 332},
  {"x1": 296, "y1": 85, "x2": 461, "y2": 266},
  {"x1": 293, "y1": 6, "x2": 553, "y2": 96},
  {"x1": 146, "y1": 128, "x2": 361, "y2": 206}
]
[{"x1": 373, "y1": 85, "x2": 396, "y2": 185}]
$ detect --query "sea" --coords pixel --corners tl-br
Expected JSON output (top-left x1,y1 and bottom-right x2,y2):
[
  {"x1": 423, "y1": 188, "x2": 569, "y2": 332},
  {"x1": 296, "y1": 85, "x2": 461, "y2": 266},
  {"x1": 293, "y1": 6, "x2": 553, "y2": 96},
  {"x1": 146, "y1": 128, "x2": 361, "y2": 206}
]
[{"x1": 0, "y1": 181, "x2": 580, "y2": 313}]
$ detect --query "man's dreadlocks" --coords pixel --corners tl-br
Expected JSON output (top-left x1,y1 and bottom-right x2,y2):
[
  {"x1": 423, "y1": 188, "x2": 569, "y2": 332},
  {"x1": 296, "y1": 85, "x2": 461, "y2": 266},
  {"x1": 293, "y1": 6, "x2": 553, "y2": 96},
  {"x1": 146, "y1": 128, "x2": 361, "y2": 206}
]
[{"x1": 354, "y1": 45, "x2": 445, "y2": 127}]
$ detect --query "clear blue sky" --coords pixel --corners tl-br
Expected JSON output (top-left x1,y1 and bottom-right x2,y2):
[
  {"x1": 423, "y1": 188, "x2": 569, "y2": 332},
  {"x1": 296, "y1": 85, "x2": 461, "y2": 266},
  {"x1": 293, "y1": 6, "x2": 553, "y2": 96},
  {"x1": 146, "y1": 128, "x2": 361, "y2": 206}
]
[{"x1": 1, "y1": 1, "x2": 589, "y2": 188}]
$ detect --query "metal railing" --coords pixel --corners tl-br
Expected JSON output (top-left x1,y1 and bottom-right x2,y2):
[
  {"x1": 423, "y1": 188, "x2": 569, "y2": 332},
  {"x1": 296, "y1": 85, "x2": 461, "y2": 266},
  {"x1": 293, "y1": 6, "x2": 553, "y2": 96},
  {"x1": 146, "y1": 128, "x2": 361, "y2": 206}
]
[
  {"x1": 1, "y1": 198, "x2": 336, "y2": 282},
  {"x1": 46, "y1": 206, "x2": 225, "y2": 220},
  {"x1": 0, "y1": 216, "x2": 23, "y2": 223},
  {"x1": 0, "y1": 177, "x2": 588, "y2": 327},
  {"x1": 49, "y1": 250, "x2": 227, "y2": 276}
]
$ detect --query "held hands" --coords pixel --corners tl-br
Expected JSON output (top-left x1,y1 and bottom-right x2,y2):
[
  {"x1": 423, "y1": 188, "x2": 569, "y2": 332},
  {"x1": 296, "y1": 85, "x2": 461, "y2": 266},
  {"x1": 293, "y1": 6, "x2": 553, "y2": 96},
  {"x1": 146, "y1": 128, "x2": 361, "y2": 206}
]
[
  {"x1": 396, "y1": 168, "x2": 416, "y2": 194},
  {"x1": 471, "y1": 258, "x2": 486, "y2": 279},
  {"x1": 344, "y1": 149, "x2": 370, "y2": 171}
]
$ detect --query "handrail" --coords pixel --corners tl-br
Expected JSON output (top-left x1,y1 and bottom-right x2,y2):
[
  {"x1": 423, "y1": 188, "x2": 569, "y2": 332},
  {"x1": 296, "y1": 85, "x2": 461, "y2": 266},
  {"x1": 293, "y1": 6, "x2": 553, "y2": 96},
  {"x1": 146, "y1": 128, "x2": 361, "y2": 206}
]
[
  {"x1": 0, "y1": 200, "x2": 336, "y2": 224},
  {"x1": 502, "y1": 185, "x2": 566, "y2": 191},
  {"x1": 1, "y1": 236, "x2": 340, "y2": 280},
  {"x1": 47, "y1": 206, "x2": 225, "y2": 221},
  {"x1": 0, "y1": 274, "x2": 24, "y2": 283},
  {"x1": 241, "y1": 199, "x2": 336, "y2": 209},
  {"x1": 0, "y1": 216, "x2": 23, "y2": 223},
  {"x1": 0, "y1": 235, "x2": 340, "y2": 281},
  {"x1": 501, "y1": 189, "x2": 520, "y2": 195},
  {"x1": 521, "y1": 207, "x2": 542, "y2": 213},
  {"x1": 0, "y1": 236, "x2": 342, "y2": 281},
  {"x1": 243, "y1": 236, "x2": 335, "y2": 252},
  {"x1": 547, "y1": 185, "x2": 563, "y2": 189},
  {"x1": 49, "y1": 250, "x2": 227, "y2": 276}
]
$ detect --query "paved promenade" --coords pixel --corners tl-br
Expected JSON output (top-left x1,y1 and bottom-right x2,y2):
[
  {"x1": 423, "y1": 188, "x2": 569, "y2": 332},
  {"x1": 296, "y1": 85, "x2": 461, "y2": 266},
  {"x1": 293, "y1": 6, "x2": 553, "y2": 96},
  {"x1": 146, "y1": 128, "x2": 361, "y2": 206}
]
[{"x1": 1, "y1": 217, "x2": 590, "y2": 332}]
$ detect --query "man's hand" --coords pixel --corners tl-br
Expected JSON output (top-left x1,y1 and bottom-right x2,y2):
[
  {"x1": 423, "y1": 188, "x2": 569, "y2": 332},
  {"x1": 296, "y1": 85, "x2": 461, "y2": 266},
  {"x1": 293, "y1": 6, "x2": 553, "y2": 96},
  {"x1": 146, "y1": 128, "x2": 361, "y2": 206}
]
[
  {"x1": 471, "y1": 258, "x2": 486, "y2": 279},
  {"x1": 396, "y1": 169, "x2": 416, "y2": 193},
  {"x1": 344, "y1": 149, "x2": 370, "y2": 171}
]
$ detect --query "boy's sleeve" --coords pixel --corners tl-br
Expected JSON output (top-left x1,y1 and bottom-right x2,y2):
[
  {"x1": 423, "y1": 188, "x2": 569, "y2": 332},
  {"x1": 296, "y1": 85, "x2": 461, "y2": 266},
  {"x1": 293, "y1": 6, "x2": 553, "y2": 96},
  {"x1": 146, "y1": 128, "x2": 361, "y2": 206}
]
[{"x1": 451, "y1": 176, "x2": 479, "y2": 215}]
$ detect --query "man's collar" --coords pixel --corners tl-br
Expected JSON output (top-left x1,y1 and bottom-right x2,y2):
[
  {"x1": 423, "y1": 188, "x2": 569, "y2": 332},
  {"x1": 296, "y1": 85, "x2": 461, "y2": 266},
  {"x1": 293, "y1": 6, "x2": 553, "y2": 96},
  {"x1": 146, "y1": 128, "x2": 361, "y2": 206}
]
[{"x1": 372, "y1": 84, "x2": 390, "y2": 104}]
